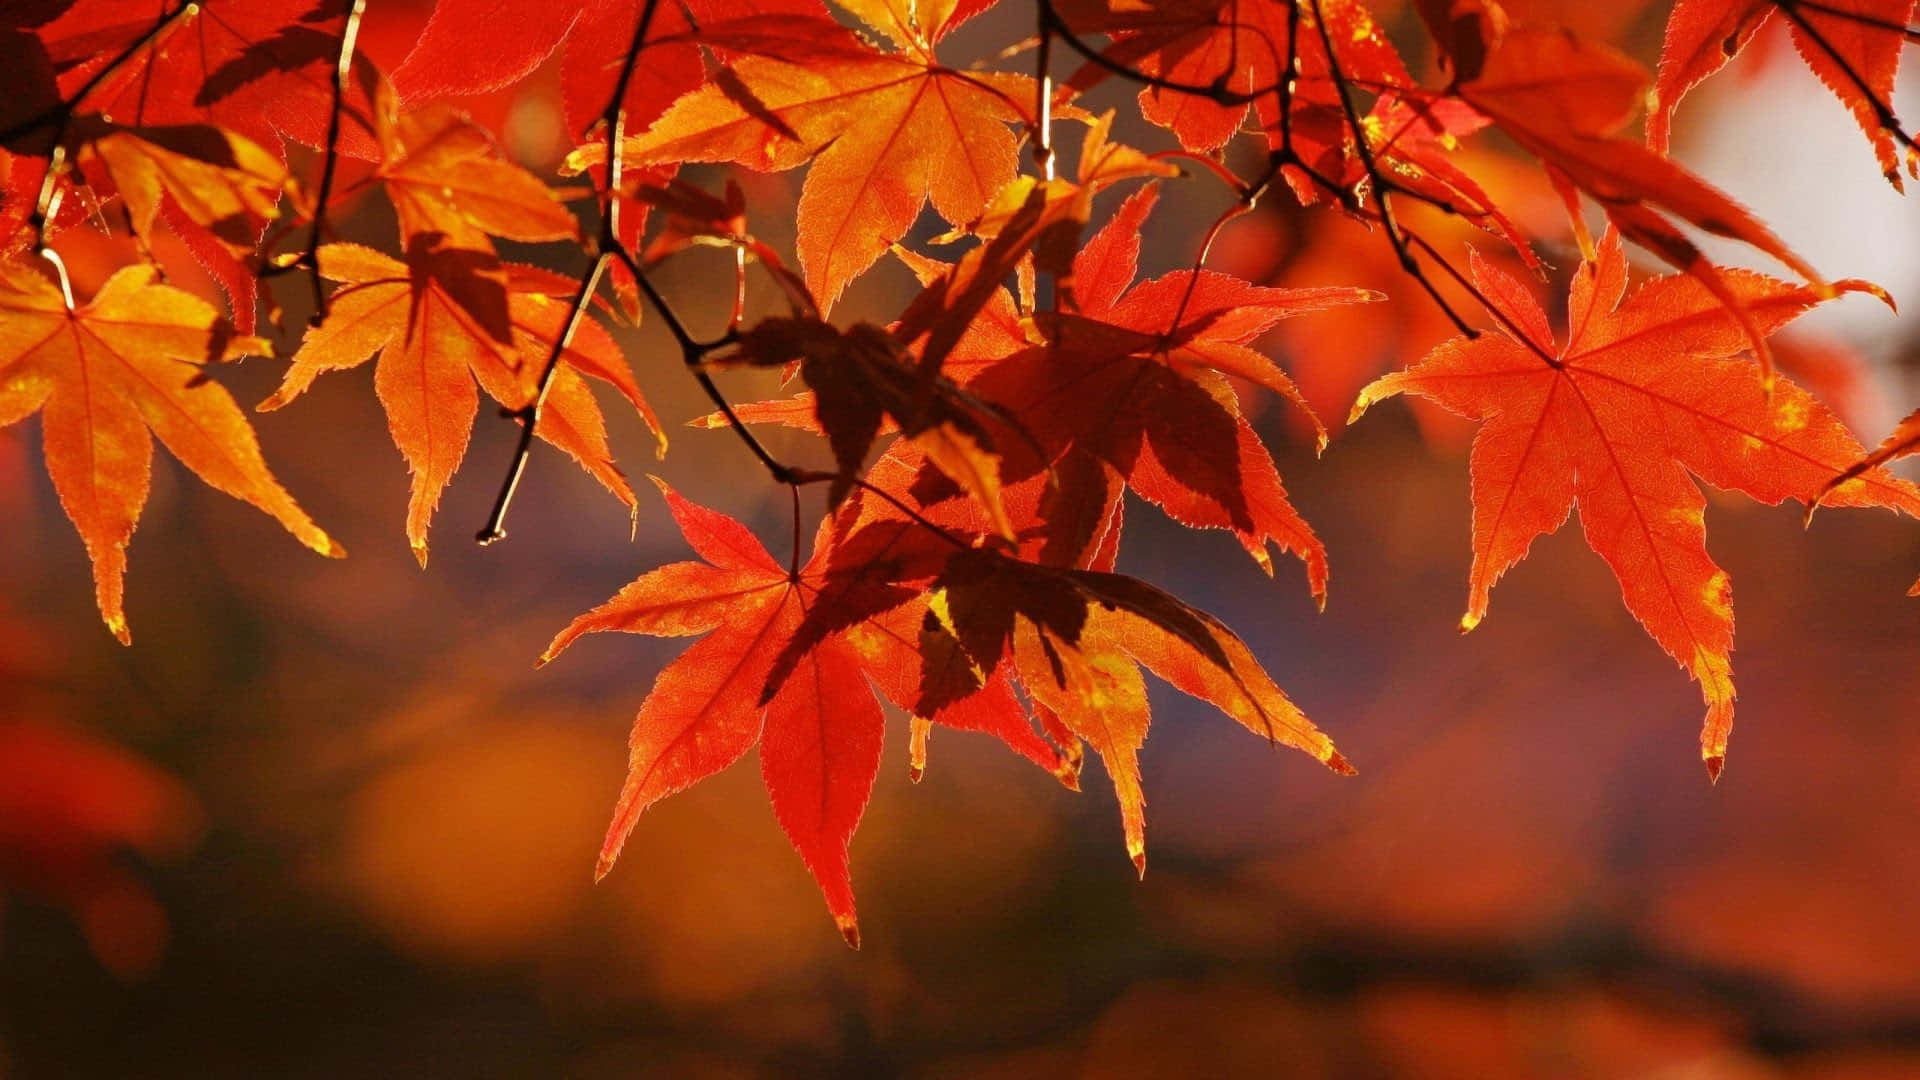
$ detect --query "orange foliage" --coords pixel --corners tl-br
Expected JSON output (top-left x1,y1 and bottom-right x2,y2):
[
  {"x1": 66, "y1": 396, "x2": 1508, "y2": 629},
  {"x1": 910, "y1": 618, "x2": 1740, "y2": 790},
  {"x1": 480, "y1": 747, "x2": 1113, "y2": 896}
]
[{"x1": 4, "y1": 0, "x2": 1920, "y2": 963}]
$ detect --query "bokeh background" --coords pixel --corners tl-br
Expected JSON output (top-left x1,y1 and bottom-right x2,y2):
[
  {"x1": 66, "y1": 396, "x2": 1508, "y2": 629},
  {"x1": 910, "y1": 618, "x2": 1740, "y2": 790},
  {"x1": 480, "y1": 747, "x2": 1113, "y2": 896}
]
[{"x1": 4, "y1": 2, "x2": 1920, "y2": 1076}]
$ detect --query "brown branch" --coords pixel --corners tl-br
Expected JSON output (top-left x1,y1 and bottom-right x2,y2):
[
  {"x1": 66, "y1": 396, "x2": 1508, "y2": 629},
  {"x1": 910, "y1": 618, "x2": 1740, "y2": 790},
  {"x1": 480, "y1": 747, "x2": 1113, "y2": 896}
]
[
  {"x1": 475, "y1": 0, "x2": 673, "y2": 542},
  {"x1": 1306, "y1": 0, "x2": 1476, "y2": 337},
  {"x1": 1402, "y1": 229, "x2": 1558, "y2": 366},
  {"x1": 23, "y1": 1, "x2": 200, "y2": 309},
  {"x1": 475, "y1": 252, "x2": 613, "y2": 544},
  {"x1": 294, "y1": 0, "x2": 367, "y2": 324},
  {"x1": 1034, "y1": 5, "x2": 1055, "y2": 183},
  {"x1": 1038, "y1": 0, "x2": 1270, "y2": 104}
]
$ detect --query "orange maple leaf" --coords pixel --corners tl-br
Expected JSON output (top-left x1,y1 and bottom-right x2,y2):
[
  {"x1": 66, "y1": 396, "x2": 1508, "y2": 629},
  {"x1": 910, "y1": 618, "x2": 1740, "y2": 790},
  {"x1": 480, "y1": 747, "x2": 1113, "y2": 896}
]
[
  {"x1": 29, "y1": 0, "x2": 375, "y2": 158},
  {"x1": 1351, "y1": 232, "x2": 1920, "y2": 778},
  {"x1": 588, "y1": 9, "x2": 1033, "y2": 310},
  {"x1": 0, "y1": 261, "x2": 339, "y2": 643},
  {"x1": 1429, "y1": 3, "x2": 1834, "y2": 368},
  {"x1": 371, "y1": 78, "x2": 579, "y2": 249},
  {"x1": 539, "y1": 479, "x2": 1070, "y2": 946},
  {"x1": 1649, "y1": 0, "x2": 1918, "y2": 189},
  {"x1": 262, "y1": 240, "x2": 658, "y2": 564},
  {"x1": 715, "y1": 315, "x2": 1016, "y2": 536},
  {"x1": 1056, "y1": 0, "x2": 1414, "y2": 152},
  {"x1": 965, "y1": 185, "x2": 1378, "y2": 593},
  {"x1": 547, "y1": 477, "x2": 1352, "y2": 933},
  {"x1": 74, "y1": 120, "x2": 287, "y2": 330},
  {"x1": 913, "y1": 543, "x2": 1355, "y2": 871}
]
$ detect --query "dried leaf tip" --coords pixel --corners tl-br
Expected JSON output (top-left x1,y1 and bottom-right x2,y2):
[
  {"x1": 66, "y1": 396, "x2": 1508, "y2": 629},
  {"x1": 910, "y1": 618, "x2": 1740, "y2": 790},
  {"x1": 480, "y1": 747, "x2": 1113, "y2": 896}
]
[
  {"x1": 836, "y1": 916, "x2": 861, "y2": 950},
  {"x1": 1347, "y1": 386, "x2": 1383, "y2": 427},
  {"x1": 411, "y1": 541, "x2": 430, "y2": 570},
  {"x1": 592, "y1": 853, "x2": 617, "y2": 883},
  {"x1": 1053, "y1": 758, "x2": 1081, "y2": 792},
  {"x1": 908, "y1": 717, "x2": 928, "y2": 783},
  {"x1": 1325, "y1": 750, "x2": 1358, "y2": 777},
  {"x1": 1130, "y1": 848, "x2": 1148, "y2": 880},
  {"x1": 1704, "y1": 753, "x2": 1725, "y2": 784}
]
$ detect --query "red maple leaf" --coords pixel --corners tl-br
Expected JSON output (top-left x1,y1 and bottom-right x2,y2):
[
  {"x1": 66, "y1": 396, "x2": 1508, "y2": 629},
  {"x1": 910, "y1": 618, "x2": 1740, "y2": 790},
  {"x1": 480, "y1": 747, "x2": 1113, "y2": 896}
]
[
  {"x1": 1351, "y1": 231, "x2": 1920, "y2": 778},
  {"x1": 964, "y1": 184, "x2": 1378, "y2": 593},
  {"x1": 1649, "y1": 0, "x2": 1919, "y2": 189},
  {"x1": 539, "y1": 479, "x2": 1068, "y2": 946}
]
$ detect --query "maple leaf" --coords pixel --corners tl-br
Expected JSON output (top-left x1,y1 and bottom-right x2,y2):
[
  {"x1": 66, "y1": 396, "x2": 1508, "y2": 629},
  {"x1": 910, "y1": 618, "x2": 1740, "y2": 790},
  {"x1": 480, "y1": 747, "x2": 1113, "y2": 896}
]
[
  {"x1": 1428, "y1": 3, "x2": 1833, "y2": 338},
  {"x1": 390, "y1": 0, "x2": 594, "y2": 104},
  {"x1": 390, "y1": 0, "x2": 828, "y2": 138},
  {"x1": 910, "y1": 544, "x2": 1355, "y2": 870},
  {"x1": 630, "y1": 175, "x2": 748, "y2": 266},
  {"x1": 0, "y1": 260, "x2": 340, "y2": 643},
  {"x1": 965, "y1": 185, "x2": 1379, "y2": 591},
  {"x1": 1056, "y1": 0, "x2": 1414, "y2": 158},
  {"x1": 1350, "y1": 232, "x2": 1920, "y2": 778},
  {"x1": 370, "y1": 79, "x2": 578, "y2": 249},
  {"x1": 715, "y1": 315, "x2": 1015, "y2": 536},
  {"x1": 71, "y1": 119, "x2": 286, "y2": 331},
  {"x1": 538, "y1": 479, "x2": 1068, "y2": 946},
  {"x1": 1648, "y1": 0, "x2": 1919, "y2": 189},
  {"x1": 261, "y1": 239, "x2": 658, "y2": 564},
  {"x1": 897, "y1": 110, "x2": 1178, "y2": 349},
  {"x1": 31, "y1": 0, "x2": 376, "y2": 158},
  {"x1": 547, "y1": 478, "x2": 1350, "y2": 928},
  {"x1": 75, "y1": 122, "x2": 284, "y2": 250},
  {"x1": 590, "y1": 8, "x2": 1034, "y2": 310}
]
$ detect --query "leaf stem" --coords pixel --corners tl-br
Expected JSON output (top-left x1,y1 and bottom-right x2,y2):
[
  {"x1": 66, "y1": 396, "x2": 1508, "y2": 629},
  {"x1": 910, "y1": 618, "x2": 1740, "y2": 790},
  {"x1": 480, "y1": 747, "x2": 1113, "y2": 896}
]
[
  {"x1": 475, "y1": 252, "x2": 613, "y2": 543},
  {"x1": 1402, "y1": 230, "x2": 1558, "y2": 366},
  {"x1": 1306, "y1": 0, "x2": 1474, "y2": 338},
  {"x1": 294, "y1": 0, "x2": 367, "y2": 324},
  {"x1": 1034, "y1": 8, "x2": 1055, "y2": 183},
  {"x1": 24, "y1": 1, "x2": 201, "y2": 309}
]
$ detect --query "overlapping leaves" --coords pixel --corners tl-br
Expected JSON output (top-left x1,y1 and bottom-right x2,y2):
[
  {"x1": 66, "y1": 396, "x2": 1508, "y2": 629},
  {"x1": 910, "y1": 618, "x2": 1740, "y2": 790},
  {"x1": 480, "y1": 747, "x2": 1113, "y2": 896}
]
[{"x1": 6, "y1": 0, "x2": 1920, "y2": 951}]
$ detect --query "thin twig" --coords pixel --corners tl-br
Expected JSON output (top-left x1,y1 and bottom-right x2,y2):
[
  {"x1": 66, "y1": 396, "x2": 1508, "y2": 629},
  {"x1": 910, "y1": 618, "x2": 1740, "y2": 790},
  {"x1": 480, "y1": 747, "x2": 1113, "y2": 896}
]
[
  {"x1": 1307, "y1": 0, "x2": 1475, "y2": 337},
  {"x1": 295, "y1": 0, "x2": 367, "y2": 324},
  {"x1": 474, "y1": 0, "x2": 667, "y2": 542},
  {"x1": 475, "y1": 252, "x2": 612, "y2": 543},
  {"x1": 1034, "y1": 7, "x2": 1055, "y2": 183},
  {"x1": 24, "y1": 1, "x2": 201, "y2": 309},
  {"x1": 788, "y1": 482, "x2": 804, "y2": 580},
  {"x1": 1038, "y1": 0, "x2": 1269, "y2": 103},
  {"x1": 1403, "y1": 230, "x2": 1557, "y2": 366}
]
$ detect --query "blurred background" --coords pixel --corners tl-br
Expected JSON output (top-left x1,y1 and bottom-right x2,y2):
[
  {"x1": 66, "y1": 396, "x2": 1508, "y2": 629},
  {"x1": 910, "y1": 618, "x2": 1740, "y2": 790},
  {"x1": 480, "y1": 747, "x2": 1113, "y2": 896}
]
[{"x1": 4, "y1": 2, "x2": 1920, "y2": 1076}]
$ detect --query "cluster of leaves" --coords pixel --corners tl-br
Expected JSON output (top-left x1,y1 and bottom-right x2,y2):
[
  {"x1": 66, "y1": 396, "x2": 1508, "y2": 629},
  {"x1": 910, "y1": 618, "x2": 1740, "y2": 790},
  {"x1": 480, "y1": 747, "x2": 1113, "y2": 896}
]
[{"x1": 3, "y1": 0, "x2": 1919, "y2": 944}]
